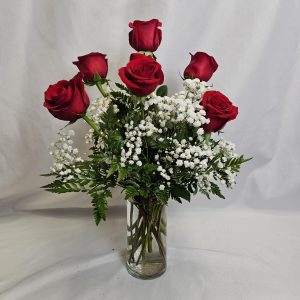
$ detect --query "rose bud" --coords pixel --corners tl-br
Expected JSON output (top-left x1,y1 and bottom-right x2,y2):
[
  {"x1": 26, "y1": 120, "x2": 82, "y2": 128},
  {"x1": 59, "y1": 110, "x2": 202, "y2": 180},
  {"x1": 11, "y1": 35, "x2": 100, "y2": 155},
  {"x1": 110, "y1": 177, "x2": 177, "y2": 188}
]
[
  {"x1": 73, "y1": 52, "x2": 108, "y2": 83},
  {"x1": 44, "y1": 73, "x2": 89, "y2": 122},
  {"x1": 200, "y1": 91, "x2": 238, "y2": 132},
  {"x1": 119, "y1": 53, "x2": 164, "y2": 96},
  {"x1": 184, "y1": 52, "x2": 218, "y2": 82},
  {"x1": 129, "y1": 19, "x2": 162, "y2": 52}
]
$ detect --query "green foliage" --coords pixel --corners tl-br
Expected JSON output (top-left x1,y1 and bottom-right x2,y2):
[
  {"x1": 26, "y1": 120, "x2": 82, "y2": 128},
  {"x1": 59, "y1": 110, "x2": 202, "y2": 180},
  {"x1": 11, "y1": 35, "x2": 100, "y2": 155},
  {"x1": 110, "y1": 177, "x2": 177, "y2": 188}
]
[
  {"x1": 110, "y1": 91, "x2": 130, "y2": 103},
  {"x1": 115, "y1": 83, "x2": 129, "y2": 93},
  {"x1": 40, "y1": 173, "x2": 56, "y2": 177},
  {"x1": 204, "y1": 132, "x2": 211, "y2": 143},
  {"x1": 143, "y1": 163, "x2": 157, "y2": 174},
  {"x1": 210, "y1": 182, "x2": 225, "y2": 199},
  {"x1": 124, "y1": 186, "x2": 140, "y2": 200},
  {"x1": 100, "y1": 103, "x2": 118, "y2": 130},
  {"x1": 187, "y1": 180, "x2": 198, "y2": 194},
  {"x1": 225, "y1": 155, "x2": 252, "y2": 173},
  {"x1": 154, "y1": 189, "x2": 169, "y2": 204},
  {"x1": 107, "y1": 163, "x2": 118, "y2": 178},
  {"x1": 84, "y1": 74, "x2": 108, "y2": 86},
  {"x1": 199, "y1": 188, "x2": 210, "y2": 199},
  {"x1": 89, "y1": 188, "x2": 111, "y2": 225},
  {"x1": 123, "y1": 177, "x2": 152, "y2": 200},
  {"x1": 175, "y1": 122, "x2": 190, "y2": 141},
  {"x1": 146, "y1": 135, "x2": 172, "y2": 150},
  {"x1": 105, "y1": 130, "x2": 123, "y2": 153},
  {"x1": 207, "y1": 153, "x2": 223, "y2": 170},
  {"x1": 117, "y1": 167, "x2": 128, "y2": 182},
  {"x1": 156, "y1": 85, "x2": 168, "y2": 97},
  {"x1": 41, "y1": 179, "x2": 89, "y2": 193},
  {"x1": 88, "y1": 153, "x2": 106, "y2": 162},
  {"x1": 170, "y1": 183, "x2": 191, "y2": 202},
  {"x1": 107, "y1": 91, "x2": 131, "y2": 123}
]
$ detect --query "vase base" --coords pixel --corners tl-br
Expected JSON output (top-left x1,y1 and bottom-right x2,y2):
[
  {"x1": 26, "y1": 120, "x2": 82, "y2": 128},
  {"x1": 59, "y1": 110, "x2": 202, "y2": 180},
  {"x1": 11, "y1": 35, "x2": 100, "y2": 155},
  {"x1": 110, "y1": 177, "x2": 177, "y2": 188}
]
[{"x1": 126, "y1": 260, "x2": 166, "y2": 280}]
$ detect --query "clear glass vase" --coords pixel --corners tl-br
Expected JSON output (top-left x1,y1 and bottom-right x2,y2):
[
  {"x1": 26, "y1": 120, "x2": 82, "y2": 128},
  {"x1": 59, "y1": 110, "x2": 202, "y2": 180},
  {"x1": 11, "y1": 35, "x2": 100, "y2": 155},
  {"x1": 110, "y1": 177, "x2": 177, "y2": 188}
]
[{"x1": 126, "y1": 198, "x2": 167, "y2": 279}]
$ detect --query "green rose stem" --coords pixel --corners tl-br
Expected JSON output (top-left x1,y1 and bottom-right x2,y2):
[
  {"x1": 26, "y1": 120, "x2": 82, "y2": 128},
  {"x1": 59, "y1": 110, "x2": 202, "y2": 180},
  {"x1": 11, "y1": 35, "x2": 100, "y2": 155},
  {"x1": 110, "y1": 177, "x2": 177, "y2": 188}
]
[
  {"x1": 82, "y1": 115, "x2": 101, "y2": 136},
  {"x1": 128, "y1": 201, "x2": 166, "y2": 266},
  {"x1": 204, "y1": 132, "x2": 211, "y2": 143},
  {"x1": 138, "y1": 51, "x2": 155, "y2": 59},
  {"x1": 95, "y1": 81, "x2": 107, "y2": 97}
]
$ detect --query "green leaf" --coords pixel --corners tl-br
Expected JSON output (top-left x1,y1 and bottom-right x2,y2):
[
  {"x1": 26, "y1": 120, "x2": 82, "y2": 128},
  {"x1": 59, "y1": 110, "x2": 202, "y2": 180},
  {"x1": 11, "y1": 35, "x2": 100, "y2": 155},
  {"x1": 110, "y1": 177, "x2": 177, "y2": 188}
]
[
  {"x1": 107, "y1": 163, "x2": 118, "y2": 178},
  {"x1": 117, "y1": 167, "x2": 128, "y2": 182},
  {"x1": 206, "y1": 152, "x2": 223, "y2": 170},
  {"x1": 172, "y1": 196, "x2": 183, "y2": 204},
  {"x1": 124, "y1": 186, "x2": 139, "y2": 200},
  {"x1": 110, "y1": 91, "x2": 130, "y2": 103},
  {"x1": 115, "y1": 83, "x2": 129, "y2": 92},
  {"x1": 105, "y1": 130, "x2": 123, "y2": 152},
  {"x1": 242, "y1": 157, "x2": 253, "y2": 163},
  {"x1": 200, "y1": 189, "x2": 210, "y2": 199},
  {"x1": 154, "y1": 189, "x2": 169, "y2": 204},
  {"x1": 89, "y1": 188, "x2": 111, "y2": 225},
  {"x1": 143, "y1": 164, "x2": 157, "y2": 174},
  {"x1": 88, "y1": 153, "x2": 106, "y2": 161},
  {"x1": 156, "y1": 85, "x2": 168, "y2": 97},
  {"x1": 187, "y1": 181, "x2": 198, "y2": 194},
  {"x1": 100, "y1": 103, "x2": 121, "y2": 133},
  {"x1": 210, "y1": 182, "x2": 225, "y2": 199},
  {"x1": 224, "y1": 155, "x2": 252, "y2": 173},
  {"x1": 204, "y1": 132, "x2": 211, "y2": 143},
  {"x1": 41, "y1": 180, "x2": 87, "y2": 194},
  {"x1": 170, "y1": 183, "x2": 191, "y2": 202},
  {"x1": 40, "y1": 173, "x2": 56, "y2": 177}
]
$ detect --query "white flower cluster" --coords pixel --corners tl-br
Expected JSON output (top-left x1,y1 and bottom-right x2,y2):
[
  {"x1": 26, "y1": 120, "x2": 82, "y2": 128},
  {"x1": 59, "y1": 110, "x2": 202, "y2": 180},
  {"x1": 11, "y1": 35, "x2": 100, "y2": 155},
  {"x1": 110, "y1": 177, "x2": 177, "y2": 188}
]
[
  {"x1": 217, "y1": 138, "x2": 237, "y2": 159},
  {"x1": 183, "y1": 78, "x2": 212, "y2": 101},
  {"x1": 144, "y1": 83, "x2": 210, "y2": 141},
  {"x1": 84, "y1": 96, "x2": 111, "y2": 146},
  {"x1": 211, "y1": 138, "x2": 238, "y2": 187},
  {"x1": 154, "y1": 136, "x2": 239, "y2": 191},
  {"x1": 49, "y1": 130, "x2": 83, "y2": 181},
  {"x1": 171, "y1": 139, "x2": 211, "y2": 169},
  {"x1": 153, "y1": 138, "x2": 213, "y2": 190},
  {"x1": 120, "y1": 119, "x2": 162, "y2": 167},
  {"x1": 145, "y1": 94, "x2": 208, "y2": 134},
  {"x1": 165, "y1": 137, "x2": 238, "y2": 190}
]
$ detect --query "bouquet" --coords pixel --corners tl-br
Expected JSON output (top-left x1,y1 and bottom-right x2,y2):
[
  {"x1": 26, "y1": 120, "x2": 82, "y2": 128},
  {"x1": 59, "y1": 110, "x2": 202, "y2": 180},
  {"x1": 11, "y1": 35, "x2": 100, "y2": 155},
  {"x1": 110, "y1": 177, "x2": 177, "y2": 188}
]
[{"x1": 42, "y1": 19, "x2": 251, "y2": 279}]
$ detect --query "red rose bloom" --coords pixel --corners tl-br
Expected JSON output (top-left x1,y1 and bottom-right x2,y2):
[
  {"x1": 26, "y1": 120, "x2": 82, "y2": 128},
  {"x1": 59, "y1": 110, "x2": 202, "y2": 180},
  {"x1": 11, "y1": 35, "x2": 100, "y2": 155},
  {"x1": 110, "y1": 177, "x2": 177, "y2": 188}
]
[
  {"x1": 200, "y1": 91, "x2": 238, "y2": 132},
  {"x1": 44, "y1": 73, "x2": 89, "y2": 121},
  {"x1": 129, "y1": 19, "x2": 162, "y2": 52},
  {"x1": 73, "y1": 52, "x2": 108, "y2": 83},
  {"x1": 184, "y1": 52, "x2": 218, "y2": 81},
  {"x1": 119, "y1": 53, "x2": 164, "y2": 96}
]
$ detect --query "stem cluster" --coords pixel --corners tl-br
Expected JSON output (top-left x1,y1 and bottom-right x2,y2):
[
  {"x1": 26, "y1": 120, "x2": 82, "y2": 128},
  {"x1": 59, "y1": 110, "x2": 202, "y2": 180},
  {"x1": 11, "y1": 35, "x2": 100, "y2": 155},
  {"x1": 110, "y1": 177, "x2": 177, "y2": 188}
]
[{"x1": 127, "y1": 199, "x2": 166, "y2": 266}]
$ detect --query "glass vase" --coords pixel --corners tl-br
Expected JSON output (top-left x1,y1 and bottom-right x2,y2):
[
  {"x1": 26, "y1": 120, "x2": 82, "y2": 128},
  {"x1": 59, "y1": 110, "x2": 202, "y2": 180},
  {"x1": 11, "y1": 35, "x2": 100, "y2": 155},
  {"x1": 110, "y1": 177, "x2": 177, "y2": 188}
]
[{"x1": 126, "y1": 197, "x2": 167, "y2": 279}]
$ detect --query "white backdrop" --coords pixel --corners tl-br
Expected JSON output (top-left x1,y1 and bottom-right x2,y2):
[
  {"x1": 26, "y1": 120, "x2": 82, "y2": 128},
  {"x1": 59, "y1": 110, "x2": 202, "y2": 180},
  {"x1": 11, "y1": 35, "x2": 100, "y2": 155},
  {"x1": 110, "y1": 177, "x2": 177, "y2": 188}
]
[{"x1": 1, "y1": 0, "x2": 300, "y2": 299}]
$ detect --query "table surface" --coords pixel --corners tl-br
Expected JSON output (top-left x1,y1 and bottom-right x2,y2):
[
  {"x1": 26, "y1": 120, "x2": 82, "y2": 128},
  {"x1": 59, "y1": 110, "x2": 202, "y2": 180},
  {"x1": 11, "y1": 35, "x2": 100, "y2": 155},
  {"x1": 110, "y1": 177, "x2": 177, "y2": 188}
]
[{"x1": 1, "y1": 192, "x2": 300, "y2": 300}]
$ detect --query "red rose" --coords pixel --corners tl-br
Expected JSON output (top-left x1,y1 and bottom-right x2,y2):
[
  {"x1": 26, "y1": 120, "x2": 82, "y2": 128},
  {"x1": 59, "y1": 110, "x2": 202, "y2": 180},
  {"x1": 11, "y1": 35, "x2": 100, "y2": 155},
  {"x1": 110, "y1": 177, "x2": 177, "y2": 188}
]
[
  {"x1": 44, "y1": 73, "x2": 89, "y2": 122},
  {"x1": 129, "y1": 19, "x2": 162, "y2": 52},
  {"x1": 184, "y1": 52, "x2": 218, "y2": 82},
  {"x1": 119, "y1": 54, "x2": 164, "y2": 96},
  {"x1": 200, "y1": 91, "x2": 238, "y2": 132},
  {"x1": 73, "y1": 52, "x2": 108, "y2": 83}
]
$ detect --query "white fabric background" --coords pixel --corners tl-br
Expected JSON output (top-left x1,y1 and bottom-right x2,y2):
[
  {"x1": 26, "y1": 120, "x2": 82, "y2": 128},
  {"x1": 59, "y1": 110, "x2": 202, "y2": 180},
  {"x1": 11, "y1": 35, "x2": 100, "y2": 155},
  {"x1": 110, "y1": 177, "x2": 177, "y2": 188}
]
[{"x1": 1, "y1": 0, "x2": 300, "y2": 299}]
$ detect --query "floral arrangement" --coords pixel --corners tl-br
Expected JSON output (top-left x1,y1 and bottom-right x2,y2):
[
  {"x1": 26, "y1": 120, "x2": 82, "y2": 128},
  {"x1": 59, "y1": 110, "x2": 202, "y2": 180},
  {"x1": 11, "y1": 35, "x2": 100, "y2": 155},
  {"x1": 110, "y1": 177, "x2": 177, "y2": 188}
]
[{"x1": 42, "y1": 19, "x2": 250, "y2": 278}]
